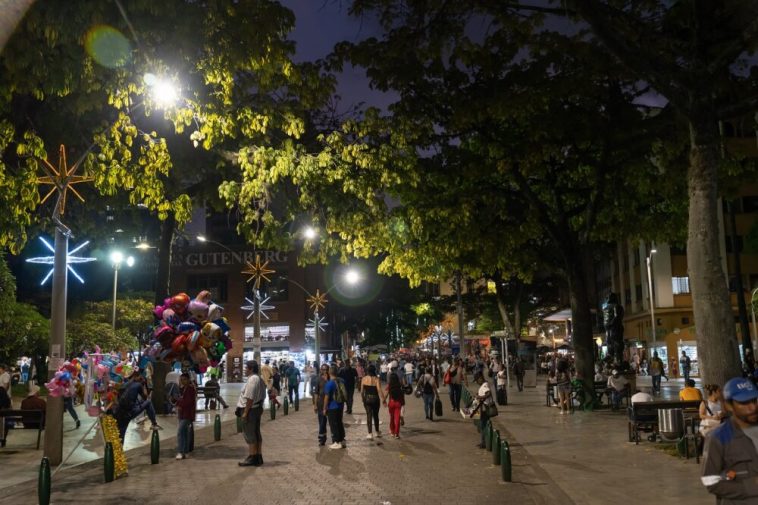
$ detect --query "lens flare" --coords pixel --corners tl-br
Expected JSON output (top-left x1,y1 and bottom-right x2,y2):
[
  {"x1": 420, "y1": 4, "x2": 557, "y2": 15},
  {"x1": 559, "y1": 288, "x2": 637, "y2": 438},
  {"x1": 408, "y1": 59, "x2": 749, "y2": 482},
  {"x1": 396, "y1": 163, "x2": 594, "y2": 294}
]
[{"x1": 84, "y1": 25, "x2": 131, "y2": 69}]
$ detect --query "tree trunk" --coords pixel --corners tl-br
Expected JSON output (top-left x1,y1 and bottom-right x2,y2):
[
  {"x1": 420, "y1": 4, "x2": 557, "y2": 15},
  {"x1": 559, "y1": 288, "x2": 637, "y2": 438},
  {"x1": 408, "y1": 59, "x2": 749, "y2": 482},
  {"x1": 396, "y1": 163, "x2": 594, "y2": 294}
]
[
  {"x1": 152, "y1": 215, "x2": 175, "y2": 414},
  {"x1": 565, "y1": 252, "x2": 596, "y2": 410},
  {"x1": 688, "y1": 118, "x2": 742, "y2": 386},
  {"x1": 728, "y1": 200, "x2": 752, "y2": 358}
]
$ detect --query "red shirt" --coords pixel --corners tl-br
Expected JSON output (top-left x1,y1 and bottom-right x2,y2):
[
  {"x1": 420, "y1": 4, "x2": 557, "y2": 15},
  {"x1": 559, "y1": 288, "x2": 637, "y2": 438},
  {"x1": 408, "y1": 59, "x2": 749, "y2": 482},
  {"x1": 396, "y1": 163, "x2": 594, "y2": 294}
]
[{"x1": 176, "y1": 385, "x2": 197, "y2": 421}]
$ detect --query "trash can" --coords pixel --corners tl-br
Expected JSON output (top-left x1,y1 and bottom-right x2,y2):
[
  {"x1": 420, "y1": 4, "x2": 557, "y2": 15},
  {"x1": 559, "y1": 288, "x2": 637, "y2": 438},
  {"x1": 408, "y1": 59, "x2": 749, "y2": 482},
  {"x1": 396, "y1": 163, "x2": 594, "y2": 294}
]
[{"x1": 658, "y1": 409, "x2": 684, "y2": 440}]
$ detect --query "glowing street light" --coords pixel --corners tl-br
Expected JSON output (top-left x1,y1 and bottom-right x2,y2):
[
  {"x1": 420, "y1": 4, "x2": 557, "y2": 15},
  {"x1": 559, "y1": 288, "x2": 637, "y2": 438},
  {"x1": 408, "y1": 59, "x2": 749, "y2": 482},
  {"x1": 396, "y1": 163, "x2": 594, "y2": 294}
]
[
  {"x1": 303, "y1": 226, "x2": 317, "y2": 240},
  {"x1": 144, "y1": 73, "x2": 179, "y2": 108},
  {"x1": 345, "y1": 268, "x2": 360, "y2": 285}
]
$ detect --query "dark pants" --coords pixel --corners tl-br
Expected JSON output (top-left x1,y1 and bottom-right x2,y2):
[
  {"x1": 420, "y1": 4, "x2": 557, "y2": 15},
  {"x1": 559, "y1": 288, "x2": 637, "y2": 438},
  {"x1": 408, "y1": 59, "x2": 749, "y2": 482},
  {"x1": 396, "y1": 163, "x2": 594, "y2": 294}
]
[
  {"x1": 652, "y1": 374, "x2": 662, "y2": 393},
  {"x1": 63, "y1": 397, "x2": 79, "y2": 422},
  {"x1": 611, "y1": 389, "x2": 625, "y2": 409},
  {"x1": 205, "y1": 392, "x2": 228, "y2": 409},
  {"x1": 480, "y1": 409, "x2": 490, "y2": 447},
  {"x1": 365, "y1": 402, "x2": 380, "y2": 433},
  {"x1": 327, "y1": 408, "x2": 345, "y2": 443},
  {"x1": 683, "y1": 368, "x2": 691, "y2": 382},
  {"x1": 423, "y1": 393, "x2": 435, "y2": 419},
  {"x1": 288, "y1": 383, "x2": 299, "y2": 403},
  {"x1": 117, "y1": 400, "x2": 157, "y2": 442},
  {"x1": 317, "y1": 410, "x2": 328, "y2": 445},
  {"x1": 345, "y1": 386, "x2": 355, "y2": 413},
  {"x1": 516, "y1": 374, "x2": 524, "y2": 392},
  {"x1": 449, "y1": 383, "x2": 462, "y2": 411}
]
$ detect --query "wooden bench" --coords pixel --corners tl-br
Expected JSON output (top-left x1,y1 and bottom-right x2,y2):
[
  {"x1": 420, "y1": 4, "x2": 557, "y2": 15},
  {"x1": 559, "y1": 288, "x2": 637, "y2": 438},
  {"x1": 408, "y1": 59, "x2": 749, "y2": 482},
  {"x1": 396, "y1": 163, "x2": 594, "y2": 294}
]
[
  {"x1": 0, "y1": 409, "x2": 45, "y2": 449},
  {"x1": 627, "y1": 400, "x2": 700, "y2": 445}
]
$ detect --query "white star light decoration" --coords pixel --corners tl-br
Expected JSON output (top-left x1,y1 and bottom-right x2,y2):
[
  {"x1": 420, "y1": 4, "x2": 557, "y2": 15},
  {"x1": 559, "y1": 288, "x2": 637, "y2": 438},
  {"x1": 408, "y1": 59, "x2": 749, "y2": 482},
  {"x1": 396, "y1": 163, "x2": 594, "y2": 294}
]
[
  {"x1": 25, "y1": 236, "x2": 97, "y2": 285},
  {"x1": 240, "y1": 291, "x2": 274, "y2": 320},
  {"x1": 306, "y1": 315, "x2": 328, "y2": 332}
]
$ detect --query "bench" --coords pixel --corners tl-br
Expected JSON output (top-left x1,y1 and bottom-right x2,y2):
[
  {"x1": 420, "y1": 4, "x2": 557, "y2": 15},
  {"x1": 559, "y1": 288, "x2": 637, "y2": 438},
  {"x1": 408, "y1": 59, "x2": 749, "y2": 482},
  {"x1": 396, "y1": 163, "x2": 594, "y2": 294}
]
[
  {"x1": 627, "y1": 400, "x2": 700, "y2": 445},
  {"x1": 0, "y1": 409, "x2": 45, "y2": 449}
]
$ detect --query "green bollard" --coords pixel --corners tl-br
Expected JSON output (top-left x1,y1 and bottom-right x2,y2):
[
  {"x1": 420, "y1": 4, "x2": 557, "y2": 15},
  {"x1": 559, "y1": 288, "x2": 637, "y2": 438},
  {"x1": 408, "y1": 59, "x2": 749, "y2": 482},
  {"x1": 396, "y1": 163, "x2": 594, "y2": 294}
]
[
  {"x1": 493, "y1": 431, "x2": 501, "y2": 465},
  {"x1": 237, "y1": 415, "x2": 244, "y2": 432},
  {"x1": 38, "y1": 457, "x2": 51, "y2": 505},
  {"x1": 501, "y1": 440, "x2": 512, "y2": 482},
  {"x1": 475, "y1": 418, "x2": 481, "y2": 432},
  {"x1": 295, "y1": 395, "x2": 299, "y2": 412},
  {"x1": 104, "y1": 442, "x2": 115, "y2": 483},
  {"x1": 283, "y1": 396, "x2": 289, "y2": 415},
  {"x1": 270, "y1": 399, "x2": 276, "y2": 420},
  {"x1": 188, "y1": 423, "x2": 195, "y2": 452},
  {"x1": 150, "y1": 429, "x2": 160, "y2": 464},
  {"x1": 214, "y1": 414, "x2": 221, "y2": 441},
  {"x1": 485, "y1": 420, "x2": 493, "y2": 451}
]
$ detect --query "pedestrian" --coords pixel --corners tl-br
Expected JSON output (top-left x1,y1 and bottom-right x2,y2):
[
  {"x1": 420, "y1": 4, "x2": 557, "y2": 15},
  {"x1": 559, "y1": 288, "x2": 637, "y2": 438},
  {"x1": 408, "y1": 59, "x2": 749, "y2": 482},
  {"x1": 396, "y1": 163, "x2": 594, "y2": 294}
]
[
  {"x1": 20, "y1": 358, "x2": 29, "y2": 385},
  {"x1": 699, "y1": 384, "x2": 725, "y2": 438},
  {"x1": 286, "y1": 361, "x2": 301, "y2": 403},
  {"x1": 175, "y1": 372, "x2": 196, "y2": 460},
  {"x1": 237, "y1": 360, "x2": 266, "y2": 467},
  {"x1": 649, "y1": 351, "x2": 667, "y2": 395},
  {"x1": 473, "y1": 371, "x2": 494, "y2": 449},
  {"x1": 380, "y1": 360, "x2": 388, "y2": 383},
  {"x1": 702, "y1": 377, "x2": 758, "y2": 503},
  {"x1": 404, "y1": 360, "x2": 415, "y2": 389},
  {"x1": 496, "y1": 363, "x2": 507, "y2": 405},
  {"x1": 339, "y1": 360, "x2": 358, "y2": 414},
  {"x1": 418, "y1": 366, "x2": 438, "y2": 421},
  {"x1": 386, "y1": 372, "x2": 405, "y2": 438},
  {"x1": 270, "y1": 366, "x2": 282, "y2": 410},
  {"x1": 680, "y1": 351, "x2": 692, "y2": 382},
  {"x1": 360, "y1": 364, "x2": 386, "y2": 439},
  {"x1": 513, "y1": 357, "x2": 525, "y2": 392},
  {"x1": 324, "y1": 365, "x2": 347, "y2": 449},
  {"x1": 0, "y1": 364, "x2": 10, "y2": 394},
  {"x1": 303, "y1": 361, "x2": 314, "y2": 397},
  {"x1": 63, "y1": 382, "x2": 81, "y2": 428},
  {"x1": 447, "y1": 357, "x2": 466, "y2": 412},
  {"x1": 555, "y1": 360, "x2": 572, "y2": 414},
  {"x1": 313, "y1": 363, "x2": 330, "y2": 446},
  {"x1": 203, "y1": 372, "x2": 228, "y2": 410}
]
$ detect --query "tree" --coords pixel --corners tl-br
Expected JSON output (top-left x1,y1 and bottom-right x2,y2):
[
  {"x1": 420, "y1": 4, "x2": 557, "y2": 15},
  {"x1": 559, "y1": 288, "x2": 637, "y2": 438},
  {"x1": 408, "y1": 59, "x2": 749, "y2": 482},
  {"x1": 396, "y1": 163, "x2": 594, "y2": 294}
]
[{"x1": 66, "y1": 296, "x2": 153, "y2": 355}]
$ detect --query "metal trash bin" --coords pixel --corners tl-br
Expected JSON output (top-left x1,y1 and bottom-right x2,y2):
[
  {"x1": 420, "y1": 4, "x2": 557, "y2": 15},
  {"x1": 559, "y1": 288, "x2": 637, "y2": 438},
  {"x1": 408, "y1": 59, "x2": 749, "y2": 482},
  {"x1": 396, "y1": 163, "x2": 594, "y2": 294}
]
[{"x1": 658, "y1": 408, "x2": 684, "y2": 440}]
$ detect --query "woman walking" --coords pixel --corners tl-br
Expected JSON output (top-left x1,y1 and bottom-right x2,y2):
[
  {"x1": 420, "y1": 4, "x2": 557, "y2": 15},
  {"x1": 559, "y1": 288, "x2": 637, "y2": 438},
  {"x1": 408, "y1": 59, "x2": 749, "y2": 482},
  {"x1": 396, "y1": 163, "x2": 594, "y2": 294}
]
[
  {"x1": 555, "y1": 360, "x2": 572, "y2": 414},
  {"x1": 386, "y1": 373, "x2": 405, "y2": 438},
  {"x1": 270, "y1": 367, "x2": 282, "y2": 409},
  {"x1": 360, "y1": 364, "x2": 386, "y2": 439},
  {"x1": 418, "y1": 366, "x2": 439, "y2": 421},
  {"x1": 175, "y1": 372, "x2": 196, "y2": 460}
]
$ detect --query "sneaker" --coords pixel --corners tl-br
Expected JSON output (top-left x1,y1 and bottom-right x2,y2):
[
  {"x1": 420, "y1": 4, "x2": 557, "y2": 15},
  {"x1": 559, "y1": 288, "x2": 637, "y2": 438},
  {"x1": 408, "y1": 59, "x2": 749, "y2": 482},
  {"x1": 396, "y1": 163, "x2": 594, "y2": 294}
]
[
  {"x1": 175, "y1": 453, "x2": 184, "y2": 460},
  {"x1": 238, "y1": 456, "x2": 256, "y2": 467},
  {"x1": 328, "y1": 442, "x2": 342, "y2": 450},
  {"x1": 366, "y1": 433, "x2": 374, "y2": 440},
  {"x1": 341, "y1": 441, "x2": 347, "y2": 448},
  {"x1": 151, "y1": 424, "x2": 163, "y2": 431},
  {"x1": 75, "y1": 420, "x2": 81, "y2": 429}
]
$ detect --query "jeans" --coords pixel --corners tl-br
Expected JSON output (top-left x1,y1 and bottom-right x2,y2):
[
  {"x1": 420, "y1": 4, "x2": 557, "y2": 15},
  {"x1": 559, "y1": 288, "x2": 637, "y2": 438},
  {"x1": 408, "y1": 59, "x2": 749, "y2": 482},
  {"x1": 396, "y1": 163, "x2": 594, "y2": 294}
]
[
  {"x1": 611, "y1": 389, "x2": 625, "y2": 409},
  {"x1": 345, "y1": 386, "x2": 355, "y2": 413},
  {"x1": 63, "y1": 397, "x2": 79, "y2": 422},
  {"x1": 449, "y1": 383, "x2": 462, "y2": 411},
  {"x1": 405, "y1": 373, "x2": 414, "y2": 388},
  {"x1": 117, "y1": 399, "x2": 157, "y2": 442},
  {"x1": 652, "y1": 374, "x2": 662, "y2": 393},
  {"x1": 327, "y1": 408, "x2": 345, "y2": 443},
  {"x1": 480, "y1": 410, "x2": 490, "y2": 447},
  {"x1": 317, "y1": 410, "x2": 328, "y2": 444},
  {"x1": 423, "y1": 393, "x2": 435, "y2": 419},
  {"x1": 683, "y1": 368, "x2": 691, "y2": 382},
  {"x1": 365, "y1": 401, "x2": 380, "y2": 433},
  {"x1": 288, "y1": 383, "x2": 299, "y2": 403},
  {"x1": 177, "y1": 419, "x2": 191, "y2": 454}
]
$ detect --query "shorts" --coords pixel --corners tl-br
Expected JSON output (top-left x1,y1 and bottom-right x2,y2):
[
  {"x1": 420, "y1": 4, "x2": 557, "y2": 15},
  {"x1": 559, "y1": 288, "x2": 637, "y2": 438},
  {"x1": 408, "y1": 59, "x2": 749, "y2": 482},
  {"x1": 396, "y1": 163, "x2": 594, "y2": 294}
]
[
  {"x1": 242, "y1": 406, "x2": 263, "y2": 444},
  {"x1": 557, "y1": 385, "x2": 572, "y2": 395}
]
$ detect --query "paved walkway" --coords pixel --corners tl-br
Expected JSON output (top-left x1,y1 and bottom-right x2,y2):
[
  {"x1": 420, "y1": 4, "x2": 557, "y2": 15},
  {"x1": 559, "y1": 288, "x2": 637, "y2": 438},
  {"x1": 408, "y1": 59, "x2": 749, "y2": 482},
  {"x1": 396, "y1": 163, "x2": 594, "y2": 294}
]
[{"x1": 1, "y1": 377, "x2": 713, "y2": 505}]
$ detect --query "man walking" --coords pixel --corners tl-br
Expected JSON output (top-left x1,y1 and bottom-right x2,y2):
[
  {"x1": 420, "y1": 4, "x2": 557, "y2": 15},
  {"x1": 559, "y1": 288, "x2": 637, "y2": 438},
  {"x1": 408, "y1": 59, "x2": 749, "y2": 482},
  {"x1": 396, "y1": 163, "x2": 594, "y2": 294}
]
[
  {"x1": 324, "y1": 365, "x2": 346, "y2": 449},
  {"x1": 260, "y1": 359, "x2": 273, "y2": 396},
  {"x1": 237, "y1": 360, "x2": 266, "y2": 467},
  {"x1": 702, "y1": 377, "x2": 758, "y2": 503},
  {"x1": 649, "y1": 351, "x2": 666, "y2": 395},
  {"x1": 339, "y1": 360, "x2": 358, "y2": 414},
  {"x1": 680, "y1": 350, "x2": 692, "y2": 382},
  {"x1": 286, "y1": 361, "x2": 301, "y2": 404},
  {"x1": 513, "y1": 357, "x2": 525, "y2": 392}
]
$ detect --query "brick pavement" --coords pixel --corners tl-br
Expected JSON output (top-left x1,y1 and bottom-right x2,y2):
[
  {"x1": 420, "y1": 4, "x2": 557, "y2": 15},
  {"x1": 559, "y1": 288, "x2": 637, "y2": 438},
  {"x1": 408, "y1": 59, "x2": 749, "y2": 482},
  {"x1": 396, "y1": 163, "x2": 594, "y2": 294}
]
[{"x1": 1, "y1": 387, "x2": 542, "y2": 505}]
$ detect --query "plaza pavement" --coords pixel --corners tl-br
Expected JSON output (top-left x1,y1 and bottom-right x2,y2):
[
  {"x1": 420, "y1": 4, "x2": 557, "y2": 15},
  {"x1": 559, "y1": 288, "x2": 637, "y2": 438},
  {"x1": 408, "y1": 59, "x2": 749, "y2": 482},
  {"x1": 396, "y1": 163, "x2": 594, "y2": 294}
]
[{"x1": 0, "y1": 376, "x2": 712, "y2": 505}]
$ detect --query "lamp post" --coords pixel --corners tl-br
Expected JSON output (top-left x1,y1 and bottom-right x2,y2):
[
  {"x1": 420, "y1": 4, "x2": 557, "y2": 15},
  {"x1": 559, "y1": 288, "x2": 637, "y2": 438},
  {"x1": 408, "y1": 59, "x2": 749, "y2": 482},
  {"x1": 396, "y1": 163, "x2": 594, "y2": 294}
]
[
  {"x1": 751, "y1": 288, "x2": 758, "y2": 352},
  {"x1": 110, "y1": 251, "x2": 135, "y2": 331},
  {"x1": 646, "y1": 247, "x2": 657, "y2": 353}
]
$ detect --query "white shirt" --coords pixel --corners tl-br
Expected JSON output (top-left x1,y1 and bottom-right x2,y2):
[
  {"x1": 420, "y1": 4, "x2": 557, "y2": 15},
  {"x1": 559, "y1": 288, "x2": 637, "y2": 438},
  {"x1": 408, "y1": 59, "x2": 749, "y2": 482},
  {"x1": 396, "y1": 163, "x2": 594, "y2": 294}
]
[
  {"x1": 404, "y1": 363, "x2": 414, "y2": 374},
  {"x1": 496, "y1": 370, "x2": 507, "y2": 387},
  {"x1": 380, "y1": 363, "x2": 388, "y2": 373},
  {"x1": 477, "y1": 382, "x2": 493, "y2": 406},
  {"x1": 631, "y1": 392, "x2": 653, "y2": 404},
  {"x1": 166, "y1": 371, "x2": 181, "y2": 385},
  {"x1": 236, "y1": 373, "x2": 266, "y2": 409},
  {"x1": 607, "y1": 375, "x2": 629, "y2": 392},
  {"x1": 389, "y1": 360, "x2": 398, "y2": 370},
  {"x1": 0, "y1": 371, "x2": 10, "y2": 392},
  {"x1": 441, "y1": 362, "x2": 450, "y2": 374}
]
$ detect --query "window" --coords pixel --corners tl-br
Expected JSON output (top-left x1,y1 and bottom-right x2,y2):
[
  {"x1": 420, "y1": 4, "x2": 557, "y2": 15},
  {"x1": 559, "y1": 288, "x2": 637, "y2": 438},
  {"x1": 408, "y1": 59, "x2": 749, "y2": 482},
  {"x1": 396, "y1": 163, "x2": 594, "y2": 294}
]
[
  {"x1": 624, "y1": 288, "x2": 631, "y2": 305},
  {"x1": 635, "y1": 284, "x2": 642, "y2": 300},
  {"x1": 187, "y1": 274, "x2": 228, "y2": 302},
  {"x1": 672, "y1": 277, "x2": 690, "y2": 295}
]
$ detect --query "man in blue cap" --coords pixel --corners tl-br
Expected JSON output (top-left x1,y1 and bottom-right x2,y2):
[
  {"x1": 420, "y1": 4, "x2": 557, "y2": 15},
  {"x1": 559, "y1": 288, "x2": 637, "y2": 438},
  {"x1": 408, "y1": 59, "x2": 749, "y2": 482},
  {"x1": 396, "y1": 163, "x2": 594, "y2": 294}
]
[{"x1": 701, "y1": 377, "x2": 758, "y2": 503}]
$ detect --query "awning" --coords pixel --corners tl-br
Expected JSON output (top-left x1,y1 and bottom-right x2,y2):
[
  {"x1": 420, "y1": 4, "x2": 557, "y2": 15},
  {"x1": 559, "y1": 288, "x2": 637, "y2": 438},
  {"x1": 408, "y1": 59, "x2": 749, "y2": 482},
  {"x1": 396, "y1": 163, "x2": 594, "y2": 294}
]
[{"x1": 543, "y1": 308, "x2": 572, "y2": 322}]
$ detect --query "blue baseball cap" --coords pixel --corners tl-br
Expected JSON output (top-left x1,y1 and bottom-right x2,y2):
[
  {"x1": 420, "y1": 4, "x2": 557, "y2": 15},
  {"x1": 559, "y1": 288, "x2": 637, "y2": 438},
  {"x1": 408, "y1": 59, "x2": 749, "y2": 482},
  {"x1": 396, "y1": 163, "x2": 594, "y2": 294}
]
[{"x1": 723, "y1": 377, "x2": 758, "y2": 402}]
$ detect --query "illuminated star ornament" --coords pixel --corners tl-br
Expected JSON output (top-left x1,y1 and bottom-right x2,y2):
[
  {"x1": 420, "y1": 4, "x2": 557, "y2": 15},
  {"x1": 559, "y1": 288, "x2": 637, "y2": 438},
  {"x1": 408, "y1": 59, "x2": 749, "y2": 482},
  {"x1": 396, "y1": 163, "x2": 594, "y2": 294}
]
[
  {"x1": 241, "y1": 254, "x2": 275, "y2": 290},
  {"x1": 240, "y1": 291, "x2": 274, "y2": 320},
  {"x1": 36, "y1": 144, "x2": 94, "y2": 217},
  {"x1": 307, "y1": 289, "x2": 328, "y2": 312},
  {"x1": 26, "y1": 236, "x2": 97, "y2": 285},
  {"x1": 306, "y1": 315, "x2": 328, "y2": 332}
]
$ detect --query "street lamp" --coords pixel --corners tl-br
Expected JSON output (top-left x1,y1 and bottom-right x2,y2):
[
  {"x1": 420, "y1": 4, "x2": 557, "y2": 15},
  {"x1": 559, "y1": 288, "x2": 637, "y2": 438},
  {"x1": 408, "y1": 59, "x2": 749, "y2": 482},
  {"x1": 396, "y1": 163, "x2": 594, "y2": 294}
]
[
  {"x1": 303, "y1": 226, "x2": 318, "y2": 240},
  {"x1": 110, "y1": 251, "x2": 134, "y2": 331},
  {"x1": 646, "y1": 246, "x2": 658, "y2": 353},
  {"x1": 751, "y1": 288, "x2": 758, "y2": 351}
]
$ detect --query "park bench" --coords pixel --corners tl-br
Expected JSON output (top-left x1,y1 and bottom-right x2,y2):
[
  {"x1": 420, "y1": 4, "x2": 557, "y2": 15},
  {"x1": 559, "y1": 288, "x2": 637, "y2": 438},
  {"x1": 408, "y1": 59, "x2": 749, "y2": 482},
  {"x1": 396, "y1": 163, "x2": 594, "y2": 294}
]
[
  {"x1": 627, "y1": 400, "x2": 700, "y2": 445},
  {"x1": 0, "y1": 409, "x2": 45, "y2": 449}
]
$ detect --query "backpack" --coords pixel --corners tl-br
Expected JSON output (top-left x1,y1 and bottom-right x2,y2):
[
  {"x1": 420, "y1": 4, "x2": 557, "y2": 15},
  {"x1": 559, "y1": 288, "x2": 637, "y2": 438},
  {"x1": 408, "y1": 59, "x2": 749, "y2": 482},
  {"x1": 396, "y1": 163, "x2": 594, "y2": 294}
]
[
  {"x1": 333, "y1": 379, "x2": 347, "y2": 404},
  {"x1": 422, "y1": 375, "x2": 434, "y2": 395}
]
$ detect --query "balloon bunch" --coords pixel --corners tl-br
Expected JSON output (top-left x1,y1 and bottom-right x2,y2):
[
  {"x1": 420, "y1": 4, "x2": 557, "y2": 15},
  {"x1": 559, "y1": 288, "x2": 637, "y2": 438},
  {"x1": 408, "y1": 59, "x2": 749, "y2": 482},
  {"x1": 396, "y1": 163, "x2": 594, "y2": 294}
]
[
  {"x1": 82, "y1": 350, "x2": 138, "y2": 416},
  {"x1": 147, "y1": 291, "x2": 232, "y2": 372},
  {"x1": 45, "y1": 359, "x2": 83, "y2": 397}
]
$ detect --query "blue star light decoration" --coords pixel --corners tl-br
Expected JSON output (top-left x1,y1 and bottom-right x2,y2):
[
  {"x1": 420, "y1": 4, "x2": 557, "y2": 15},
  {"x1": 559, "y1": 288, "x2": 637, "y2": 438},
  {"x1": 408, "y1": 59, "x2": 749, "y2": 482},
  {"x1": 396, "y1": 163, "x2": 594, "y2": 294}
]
[
  {"x1": 25, "y1": 236, "x2": 97, "y2": 285},
  {"x1": 241, "y1": 291, "x2": 274, "y2": 320}
]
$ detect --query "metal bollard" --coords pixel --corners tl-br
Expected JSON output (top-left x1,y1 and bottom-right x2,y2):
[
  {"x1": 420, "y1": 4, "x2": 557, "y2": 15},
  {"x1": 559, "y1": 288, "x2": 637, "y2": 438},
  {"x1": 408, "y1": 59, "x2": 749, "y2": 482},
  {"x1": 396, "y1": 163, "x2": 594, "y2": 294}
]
[
  {"x1": 38, "y1": 457, "x2": 51, "y2": 505},
  {"x1": 493, "y1": 431, "x2": 501, "y2": 465},
  {"x1": 214, "y1": 414, "x2": 221, "y2": 441},
  {"x1": 485, "y1": 420, "x2": 493, "y2": 451},
  {"x1": 150, "y1": 429, "x2": 160, "y2": 464},
  {"x1": 283, "y1": 396, "x2": 289, "y2": 415},
  {"x1": 104, "y1": 442, "x2": 115, "y2": 483},
  {"x1": 501, "y1": 440, "x2": 512, "y2": 482},
  {"x1": 188, "y1": 423, "x2": 195, "y2": 452}
]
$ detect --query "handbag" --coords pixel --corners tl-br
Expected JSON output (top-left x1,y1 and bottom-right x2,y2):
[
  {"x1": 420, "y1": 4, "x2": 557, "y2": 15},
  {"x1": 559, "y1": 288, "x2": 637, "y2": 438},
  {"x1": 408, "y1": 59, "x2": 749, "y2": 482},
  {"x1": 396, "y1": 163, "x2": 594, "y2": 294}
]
[
  {"x1": 485, "y1": 390, "x2": 499, "y2": 417},
  {"x1": 443, "y1": 370, "x2": 451, "y2": 385}
]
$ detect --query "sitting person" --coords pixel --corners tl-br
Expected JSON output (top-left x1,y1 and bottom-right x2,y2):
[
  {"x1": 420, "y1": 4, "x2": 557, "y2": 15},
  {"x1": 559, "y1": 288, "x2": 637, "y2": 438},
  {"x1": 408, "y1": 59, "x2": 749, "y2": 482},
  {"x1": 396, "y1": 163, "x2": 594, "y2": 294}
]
[
  {"x1": 203, "y1": 373, "x2": 229, "y2": 410},
  {"x1": 0, "y1": 385, "x2": 12, "y2": 447},
  {"x1": 699, "y1": 383, "x2": 724, "y2": 437},
  {"x1": 631, "y1": 388, "x2": 654, "y2": 404},
  {"x1": 20, "y1": 385, "x2": 46, "y2": 428},
  {"x1": 679, "y1": 379, "x2": 703, "y2": 401},
  {"x1": 606, "y1": 370, "x2": 629, "y2": 410}
]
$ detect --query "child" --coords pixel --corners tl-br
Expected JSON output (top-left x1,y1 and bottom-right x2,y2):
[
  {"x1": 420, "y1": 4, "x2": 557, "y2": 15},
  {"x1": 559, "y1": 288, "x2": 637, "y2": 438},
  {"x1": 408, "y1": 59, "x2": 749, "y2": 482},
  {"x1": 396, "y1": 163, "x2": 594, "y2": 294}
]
[{"x1": 175, "y1": 372, "x2": 196, "y2": 460}]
